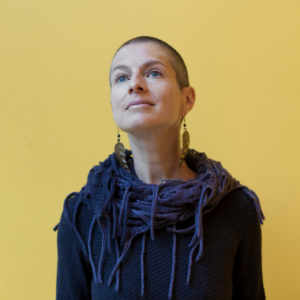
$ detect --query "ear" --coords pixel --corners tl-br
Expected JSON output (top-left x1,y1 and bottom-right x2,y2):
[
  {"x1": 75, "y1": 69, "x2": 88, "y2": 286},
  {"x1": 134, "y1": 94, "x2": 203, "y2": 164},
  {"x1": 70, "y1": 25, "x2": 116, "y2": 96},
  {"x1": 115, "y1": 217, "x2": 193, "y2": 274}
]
[{"x1": 181, "y1": 86, "x2": 196, "y2": 115}]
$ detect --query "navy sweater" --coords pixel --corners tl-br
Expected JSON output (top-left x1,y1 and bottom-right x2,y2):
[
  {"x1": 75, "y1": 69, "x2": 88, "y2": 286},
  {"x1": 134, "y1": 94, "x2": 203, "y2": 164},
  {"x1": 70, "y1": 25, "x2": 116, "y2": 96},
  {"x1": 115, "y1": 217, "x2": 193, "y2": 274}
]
[{"x1": 55, "y1": 187, "x2": 265, "y2": 300}]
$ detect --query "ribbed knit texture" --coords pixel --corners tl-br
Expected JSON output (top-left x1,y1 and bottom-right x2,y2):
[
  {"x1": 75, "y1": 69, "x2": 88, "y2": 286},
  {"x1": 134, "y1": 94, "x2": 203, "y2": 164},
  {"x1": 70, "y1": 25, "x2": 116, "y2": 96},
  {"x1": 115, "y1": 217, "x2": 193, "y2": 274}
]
[{"x1": 55, "y1": 151, "x2": 266, "y2": 300}]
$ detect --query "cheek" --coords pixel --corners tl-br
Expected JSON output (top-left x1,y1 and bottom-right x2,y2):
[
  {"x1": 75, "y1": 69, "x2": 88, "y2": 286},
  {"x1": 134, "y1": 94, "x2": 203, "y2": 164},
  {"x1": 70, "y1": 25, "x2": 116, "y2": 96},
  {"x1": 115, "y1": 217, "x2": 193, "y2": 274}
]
[
  {"x1": 110, "y1": 90, "x2": 127, "y2": 124},
  {"x1": 156, "y1": 85, "x2": 181, "y2": 112},
  {"x1": 110, "y1": 90, "x2": 123, "y2": 110}
]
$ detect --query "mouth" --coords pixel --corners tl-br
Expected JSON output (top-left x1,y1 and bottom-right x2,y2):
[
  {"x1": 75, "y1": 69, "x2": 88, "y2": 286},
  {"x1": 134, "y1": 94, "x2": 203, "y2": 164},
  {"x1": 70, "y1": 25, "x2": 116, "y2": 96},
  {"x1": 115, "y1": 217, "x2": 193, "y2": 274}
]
[{"x1": 126, "y1": 100, "x2": 154, "y2": 110}]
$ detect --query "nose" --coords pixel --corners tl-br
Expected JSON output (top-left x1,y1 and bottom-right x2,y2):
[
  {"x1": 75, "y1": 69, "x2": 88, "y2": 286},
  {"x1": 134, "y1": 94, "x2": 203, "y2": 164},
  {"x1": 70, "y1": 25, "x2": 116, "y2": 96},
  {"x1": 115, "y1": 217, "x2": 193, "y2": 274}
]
[{"x1": 128, "y1": 74, "x2": 148, "y2": 94}]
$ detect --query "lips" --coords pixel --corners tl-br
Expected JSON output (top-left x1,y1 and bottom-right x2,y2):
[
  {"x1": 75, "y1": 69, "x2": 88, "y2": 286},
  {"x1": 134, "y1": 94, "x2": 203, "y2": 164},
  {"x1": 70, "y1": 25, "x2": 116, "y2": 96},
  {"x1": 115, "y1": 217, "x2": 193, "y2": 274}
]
[{"x1": 126, "y1": 100, "x2": 154, "y2": 110}]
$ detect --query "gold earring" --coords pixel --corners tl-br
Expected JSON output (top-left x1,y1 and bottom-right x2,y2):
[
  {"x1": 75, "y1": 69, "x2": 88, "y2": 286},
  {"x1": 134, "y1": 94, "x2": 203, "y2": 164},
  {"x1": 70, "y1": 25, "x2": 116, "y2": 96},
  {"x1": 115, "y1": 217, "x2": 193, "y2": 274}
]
[
  {"x1": 114, "y1": 127, "x2": 131, "y2": 173},
  {"x1": 179, "y1": 117, "x2": 190, "y2": 167}
]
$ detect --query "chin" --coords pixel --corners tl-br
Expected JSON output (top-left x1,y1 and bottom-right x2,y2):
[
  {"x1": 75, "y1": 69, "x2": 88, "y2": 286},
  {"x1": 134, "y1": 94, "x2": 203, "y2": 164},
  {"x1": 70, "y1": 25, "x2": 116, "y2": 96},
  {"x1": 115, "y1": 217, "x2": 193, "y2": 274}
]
[{"x1": 119, "y1": 119, "x2": 160, "y2": 133}]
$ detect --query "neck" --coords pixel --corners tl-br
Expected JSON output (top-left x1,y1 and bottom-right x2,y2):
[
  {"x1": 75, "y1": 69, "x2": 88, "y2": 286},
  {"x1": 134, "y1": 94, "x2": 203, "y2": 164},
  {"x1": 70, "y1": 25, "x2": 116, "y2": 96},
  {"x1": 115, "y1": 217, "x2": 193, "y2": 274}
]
[{"x1": 127, "y1": 128, "x2": 197, "y2": 185}]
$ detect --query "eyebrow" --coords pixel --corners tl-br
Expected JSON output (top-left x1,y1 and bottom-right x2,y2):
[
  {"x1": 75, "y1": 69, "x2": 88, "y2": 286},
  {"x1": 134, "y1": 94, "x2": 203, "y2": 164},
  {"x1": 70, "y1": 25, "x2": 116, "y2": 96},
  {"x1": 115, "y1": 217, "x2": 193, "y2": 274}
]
[{"x1": 111, "y1": 60, "x2": 167, "y2": 74}]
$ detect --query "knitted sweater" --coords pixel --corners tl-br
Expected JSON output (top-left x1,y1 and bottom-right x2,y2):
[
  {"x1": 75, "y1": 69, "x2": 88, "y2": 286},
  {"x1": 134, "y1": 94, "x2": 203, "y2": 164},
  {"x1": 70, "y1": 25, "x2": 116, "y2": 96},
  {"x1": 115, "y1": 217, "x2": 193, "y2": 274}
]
[{"x1": 55, "y1": 151, "x2": 266, "y2": 300}]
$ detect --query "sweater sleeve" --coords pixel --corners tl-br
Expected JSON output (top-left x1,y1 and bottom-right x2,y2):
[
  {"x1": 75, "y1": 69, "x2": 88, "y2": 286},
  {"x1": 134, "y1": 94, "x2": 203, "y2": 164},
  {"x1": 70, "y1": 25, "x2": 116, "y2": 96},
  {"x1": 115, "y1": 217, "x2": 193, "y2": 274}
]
[
  {"x1": 232, "y1": 203, "x2": 266, "y2": 300},
  {"x1": 55, "y1": 196, "x2": 92, "y2": 300}
]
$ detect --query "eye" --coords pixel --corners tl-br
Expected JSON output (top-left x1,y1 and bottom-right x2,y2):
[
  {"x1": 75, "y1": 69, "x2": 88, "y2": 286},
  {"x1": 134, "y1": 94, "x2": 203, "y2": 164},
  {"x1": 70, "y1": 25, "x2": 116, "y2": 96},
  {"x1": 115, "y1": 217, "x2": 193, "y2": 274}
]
[
  {"x1": 149, "y1": 71, "x2": 161, "y2": 78},
  {"x1": 116, "y1": 75, "x2": 128, "y2": 83}
]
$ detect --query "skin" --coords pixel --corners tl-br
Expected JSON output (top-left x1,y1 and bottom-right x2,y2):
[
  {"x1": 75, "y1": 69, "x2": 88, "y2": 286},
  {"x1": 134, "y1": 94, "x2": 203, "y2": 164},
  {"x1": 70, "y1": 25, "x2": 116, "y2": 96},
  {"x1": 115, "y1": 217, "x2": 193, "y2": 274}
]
[{"x1": 110, "y1": 42, "x2": 196, "y2": 185}]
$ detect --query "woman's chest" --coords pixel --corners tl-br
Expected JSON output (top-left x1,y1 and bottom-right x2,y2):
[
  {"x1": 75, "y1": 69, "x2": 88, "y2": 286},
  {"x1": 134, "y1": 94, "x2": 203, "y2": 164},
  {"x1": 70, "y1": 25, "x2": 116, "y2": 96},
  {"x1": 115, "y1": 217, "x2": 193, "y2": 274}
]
[{"x1": 89, "y1": 218, "x2": 239, "y2": 300}]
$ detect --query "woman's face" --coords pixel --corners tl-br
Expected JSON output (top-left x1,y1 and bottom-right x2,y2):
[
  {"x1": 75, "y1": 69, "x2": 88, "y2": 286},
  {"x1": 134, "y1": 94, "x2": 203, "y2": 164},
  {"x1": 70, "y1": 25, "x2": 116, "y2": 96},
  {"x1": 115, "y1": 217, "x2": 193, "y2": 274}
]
[{"x1": 110, "y1": 42, "x2": 188, "y2": 133}]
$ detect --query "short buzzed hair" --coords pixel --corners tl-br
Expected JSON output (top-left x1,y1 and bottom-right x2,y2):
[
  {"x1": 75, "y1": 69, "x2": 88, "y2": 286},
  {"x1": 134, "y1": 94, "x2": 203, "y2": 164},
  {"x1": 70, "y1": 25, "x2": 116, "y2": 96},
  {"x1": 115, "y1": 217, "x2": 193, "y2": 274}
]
[{"x1": 109, "y1": 36, "x2": 190, "y2": 90}]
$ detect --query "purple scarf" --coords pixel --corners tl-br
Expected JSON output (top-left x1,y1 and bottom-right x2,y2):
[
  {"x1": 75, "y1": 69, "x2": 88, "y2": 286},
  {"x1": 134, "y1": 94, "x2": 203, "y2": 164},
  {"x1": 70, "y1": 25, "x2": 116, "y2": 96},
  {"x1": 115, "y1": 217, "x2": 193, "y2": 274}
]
[{"x1": 62, "y1": 149, "x2": 265, "y2": 299}]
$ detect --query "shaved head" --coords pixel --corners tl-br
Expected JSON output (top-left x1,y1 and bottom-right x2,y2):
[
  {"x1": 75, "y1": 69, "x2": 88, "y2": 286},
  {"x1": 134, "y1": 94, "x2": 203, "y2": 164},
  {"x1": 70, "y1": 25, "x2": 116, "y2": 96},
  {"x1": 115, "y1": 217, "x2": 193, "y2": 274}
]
[{"x1": 109, "y1": 36, "x2": 190, "y2": 90}]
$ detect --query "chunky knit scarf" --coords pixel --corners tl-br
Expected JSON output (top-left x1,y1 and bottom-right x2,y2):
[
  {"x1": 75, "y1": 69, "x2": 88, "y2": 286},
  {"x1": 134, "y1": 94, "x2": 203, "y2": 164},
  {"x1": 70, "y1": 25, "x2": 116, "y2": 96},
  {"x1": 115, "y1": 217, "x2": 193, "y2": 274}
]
[{"x1": 59, "y1": 149, "x2": 265, "y2": 299}]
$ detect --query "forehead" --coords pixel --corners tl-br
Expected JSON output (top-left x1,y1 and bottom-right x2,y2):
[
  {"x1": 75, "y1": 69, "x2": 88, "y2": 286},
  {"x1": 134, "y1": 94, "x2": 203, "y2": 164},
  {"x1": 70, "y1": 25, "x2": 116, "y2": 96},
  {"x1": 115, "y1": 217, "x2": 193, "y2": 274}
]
[{"x1": 111, "y1": 42, "x2": 173, "y2": 70}]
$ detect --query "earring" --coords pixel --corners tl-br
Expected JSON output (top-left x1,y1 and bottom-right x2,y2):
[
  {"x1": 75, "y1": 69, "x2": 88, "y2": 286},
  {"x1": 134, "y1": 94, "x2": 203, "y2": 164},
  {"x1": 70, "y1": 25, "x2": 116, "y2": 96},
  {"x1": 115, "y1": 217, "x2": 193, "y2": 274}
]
[
  {"x1": 179, "y1": 117, "x2": 190, "y2": 167},
  {"x1": 114, "y1": 127, "x2": 131, "y2": 173}
]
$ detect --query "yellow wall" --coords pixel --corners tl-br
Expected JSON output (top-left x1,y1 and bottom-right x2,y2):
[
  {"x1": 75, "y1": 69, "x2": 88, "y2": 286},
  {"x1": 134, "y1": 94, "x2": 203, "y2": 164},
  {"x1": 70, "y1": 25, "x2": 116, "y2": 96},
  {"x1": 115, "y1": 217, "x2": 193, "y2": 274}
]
[{"x1": 1, "y1": 1, "x2": 299, "y2": 299}]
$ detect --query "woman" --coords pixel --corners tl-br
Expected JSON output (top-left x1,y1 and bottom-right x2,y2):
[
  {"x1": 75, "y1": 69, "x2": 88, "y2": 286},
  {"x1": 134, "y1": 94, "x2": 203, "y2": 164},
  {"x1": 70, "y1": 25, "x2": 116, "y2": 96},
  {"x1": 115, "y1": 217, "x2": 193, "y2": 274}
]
[{"x1": 54, "y1": 36, "x2": 266, "y2": 300}]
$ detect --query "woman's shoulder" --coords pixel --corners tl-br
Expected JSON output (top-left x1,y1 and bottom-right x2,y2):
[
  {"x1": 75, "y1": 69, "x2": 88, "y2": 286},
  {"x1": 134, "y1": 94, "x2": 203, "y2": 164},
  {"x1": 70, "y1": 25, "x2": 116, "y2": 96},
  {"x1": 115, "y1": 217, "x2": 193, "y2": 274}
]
[
  {"x1": 227, "y1": 187, "x2": 263, "y2": 218},
  {"x1": 54, "y1": 191, "x2": 94, "y2": 234},
  {"x1": 207, "y1": 187, "x2": 264, "y2": 236},
  {"x1": 65, "y1": 192, "x2": 86, "y2": 214},
  {"x1": 224, "y1": 187, "x2": 260, "y2": 213}
]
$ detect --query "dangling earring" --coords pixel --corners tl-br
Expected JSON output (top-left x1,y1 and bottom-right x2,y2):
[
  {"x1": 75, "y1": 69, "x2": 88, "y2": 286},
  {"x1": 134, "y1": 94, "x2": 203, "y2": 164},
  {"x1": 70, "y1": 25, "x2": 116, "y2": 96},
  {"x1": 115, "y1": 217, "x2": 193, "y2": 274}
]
[
  {"x1": 179, "y1": 116, "x2": 190, "y2": 167},
  {"x1": 114, "y1": 126, "x2": 131, "y2": 173}
]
